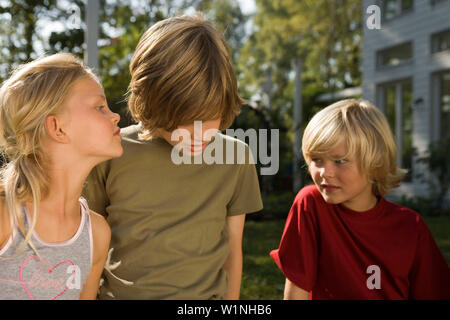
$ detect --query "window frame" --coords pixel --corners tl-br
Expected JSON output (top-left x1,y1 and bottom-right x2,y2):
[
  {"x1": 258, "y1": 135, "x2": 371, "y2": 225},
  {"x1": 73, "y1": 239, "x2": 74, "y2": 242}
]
[
  {"x1": 377, "y1": 78, "x2": 414, "y2": 179},
  {"x1": 430, "y1": 0, "x2": 450, "y2": 7},
  {"x1": 431, "y1": 70, "x2": 450, "y2": 141},
  {"x1": 376, "y1": 41, "x2": 414, "y2": 70},
  {"x1": 431, "y1": 28, "x2": 450, "y2": 54},
  {"x1": 381, "y1": 0, "x2": 414, "y2": 21}
]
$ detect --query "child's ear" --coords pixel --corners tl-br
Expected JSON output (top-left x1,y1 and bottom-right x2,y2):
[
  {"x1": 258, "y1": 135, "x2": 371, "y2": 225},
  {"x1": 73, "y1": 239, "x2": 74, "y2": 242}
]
[{"x1": 45, "y1": 115, "x2": 70, "y2": 144}]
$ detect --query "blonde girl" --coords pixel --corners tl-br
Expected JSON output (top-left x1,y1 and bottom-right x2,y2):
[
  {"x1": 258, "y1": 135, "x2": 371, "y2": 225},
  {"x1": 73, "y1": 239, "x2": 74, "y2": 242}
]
[{"x1": 0, "y1": 53, "x2": 122, "y2": 299}]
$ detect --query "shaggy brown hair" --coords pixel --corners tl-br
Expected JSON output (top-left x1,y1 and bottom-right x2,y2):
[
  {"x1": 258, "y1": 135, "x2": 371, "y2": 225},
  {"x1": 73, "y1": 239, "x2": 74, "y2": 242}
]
[{"x1": 128, "y1": 14, "x2": 245, "y2": 139}]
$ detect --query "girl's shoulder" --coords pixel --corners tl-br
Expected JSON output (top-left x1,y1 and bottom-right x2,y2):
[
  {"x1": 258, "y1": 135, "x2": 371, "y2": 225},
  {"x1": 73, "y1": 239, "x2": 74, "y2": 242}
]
[
  {"x1": 0, "y1": 197, "x2": 11, "y2": 251},
  {"x1": 87, "y1": 209, "x2": 111, "y2": 265},
  {"x1": 88, "y1": 209, "x2": 111, "y2": 245},
  {"x1": 0, "y1": 196, "x2": 6, "y2": 214},
  {"x1": 0, "y1": 196, "x2": 8, "y2": 226}
]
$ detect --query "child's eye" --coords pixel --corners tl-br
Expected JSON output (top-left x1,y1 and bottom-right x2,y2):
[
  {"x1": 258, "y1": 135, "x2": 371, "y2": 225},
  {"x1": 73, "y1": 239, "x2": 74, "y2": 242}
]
[
  {"x1": 96, "y1": 105, "x2": 106, "y2": 112},
  {"x1": 335, "y1": 159, "x2": 348, "y2": 165},
  {"x1": 311, "y1": 158, "x2": 322, "y2": 164}
]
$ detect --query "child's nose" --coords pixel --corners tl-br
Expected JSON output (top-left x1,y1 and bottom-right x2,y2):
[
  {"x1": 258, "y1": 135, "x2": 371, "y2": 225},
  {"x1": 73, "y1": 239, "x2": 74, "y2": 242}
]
[
  {"x1": 110, "y1": 111, "x2": 120, "y2": 125},
  {"x1": 320, "y1": 162, "x2": 335, "y2": 178}
]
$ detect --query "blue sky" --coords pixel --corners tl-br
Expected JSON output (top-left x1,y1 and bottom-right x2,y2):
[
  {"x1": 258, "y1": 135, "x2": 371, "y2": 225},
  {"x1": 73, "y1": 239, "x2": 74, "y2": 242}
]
[{"x1": 238, "y1": 0, "x2": 256, "y2": 14}]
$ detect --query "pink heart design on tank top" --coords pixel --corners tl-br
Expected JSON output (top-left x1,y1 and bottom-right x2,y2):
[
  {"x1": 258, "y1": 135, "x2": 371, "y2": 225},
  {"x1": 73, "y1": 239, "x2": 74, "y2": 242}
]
[{"x1": 19, "y1": 256, "x2": 76, "y2": 300}]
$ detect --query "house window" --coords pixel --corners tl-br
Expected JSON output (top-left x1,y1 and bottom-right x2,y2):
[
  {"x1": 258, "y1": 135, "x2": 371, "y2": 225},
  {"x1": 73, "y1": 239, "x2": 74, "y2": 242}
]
[
  {"x1": 379, "y1": 79, "x2": 413, "y2": 179},
  {"x1": 441, "y1": 73, "x2": 450, "y2": 139},
  {"x1": 431, "y1": 28, "x2": 450, "y2": 53},
  {"x1": 383, "y1": 0, "x2": 413, "y2": 20},
  {"x1": 439, "y1": 72, "x2": 450, "y2": 139},
  {"x1": 377, "y1": 42, "x2": 413, "y2": 68},
  {"x1": 430, "y1": 0, "x2": 450, "y2": 6},
  {"x1": 431, "y1": 71, "x2": 450, "y2": 141}
]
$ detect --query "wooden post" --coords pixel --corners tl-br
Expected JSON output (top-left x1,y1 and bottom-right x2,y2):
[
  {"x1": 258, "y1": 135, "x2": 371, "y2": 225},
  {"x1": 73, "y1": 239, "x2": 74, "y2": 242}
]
[
  {"x1": 85, "y1": 0, "x2": 99, "y2": 72},
  {"x1": 293, "y1": 57, "x2": 303, "y2": 193}
]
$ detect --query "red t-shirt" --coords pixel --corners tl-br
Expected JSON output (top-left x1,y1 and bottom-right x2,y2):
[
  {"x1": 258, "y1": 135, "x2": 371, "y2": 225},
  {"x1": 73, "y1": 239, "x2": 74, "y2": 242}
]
[{"x1": 270, "y1": 185, "x2": 450, "y2": 300}]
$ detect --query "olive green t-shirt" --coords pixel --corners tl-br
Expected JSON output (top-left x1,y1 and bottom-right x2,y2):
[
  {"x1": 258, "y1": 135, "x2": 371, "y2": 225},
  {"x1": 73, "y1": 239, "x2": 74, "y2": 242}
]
[{"x1": 83, "y1": 124, "x2": 263, "y2": 299}]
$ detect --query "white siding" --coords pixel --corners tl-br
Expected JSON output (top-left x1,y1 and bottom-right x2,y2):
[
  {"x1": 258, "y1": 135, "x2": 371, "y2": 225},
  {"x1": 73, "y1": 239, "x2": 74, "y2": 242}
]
[{"x1": 362, "y1": 0, "x2": 450, "y2": 198}]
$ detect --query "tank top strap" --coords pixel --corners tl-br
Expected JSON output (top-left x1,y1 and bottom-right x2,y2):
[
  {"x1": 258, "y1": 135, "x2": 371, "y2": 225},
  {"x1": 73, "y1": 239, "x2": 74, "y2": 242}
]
[
  {"x1": 79, "y1": 196, "x2": 94, "y2": 268},
  {"x1": 78, "y1": 197, "x2": 89, "y2": 214}
]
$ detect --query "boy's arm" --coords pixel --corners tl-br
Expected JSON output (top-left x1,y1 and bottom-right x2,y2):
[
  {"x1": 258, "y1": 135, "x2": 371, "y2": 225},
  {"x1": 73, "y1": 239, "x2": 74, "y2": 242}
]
[
  {"x1": 223, "y1": 142, "x2": 263, "y2": 299},
  {"x1": 409, "y1": 217, "x2": 450, "y2": 299},
  {"x1": 284, "y1": 278, "x2": 309, "y2": 300},
  {"x1": 223, "y1": 214, "x2": 246, "y2": 300},
  {"x1": 79, "y1": 211, "x2": 111, "y2": 299}
]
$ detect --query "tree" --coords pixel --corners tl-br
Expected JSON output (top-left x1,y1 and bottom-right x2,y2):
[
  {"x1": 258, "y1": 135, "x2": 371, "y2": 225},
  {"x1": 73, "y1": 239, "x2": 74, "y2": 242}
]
[
  {"x1": 417, "y1": 135, "x2": 450, "y2": 215},
  {"x1": 237, "y1": 0, "x2": 363, "y2": 192},
  {"x1": 0, "y1": 0, "x2": 59, "y2": 81},
  {"x1": 195, "y1": 0, "x2": 248, "y2": 65},
  {"x1": 239, "y1": 0, "x2": 362, "y2": 100}
]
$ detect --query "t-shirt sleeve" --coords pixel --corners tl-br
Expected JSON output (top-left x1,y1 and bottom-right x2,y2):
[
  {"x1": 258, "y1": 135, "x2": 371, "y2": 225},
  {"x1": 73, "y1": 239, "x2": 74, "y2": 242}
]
[
  {"x1": 82, "y1": 160, "x2": 110, "y2": 217},
  {"x1": 270, "y1": 192, "x2": 319, "y2": 292},
  {"x1": 226, "y1": 147, "x2": 263, "y2": 216},
  {"x1": 408, "y1": 217, "x2": 450, "y2": 299}
]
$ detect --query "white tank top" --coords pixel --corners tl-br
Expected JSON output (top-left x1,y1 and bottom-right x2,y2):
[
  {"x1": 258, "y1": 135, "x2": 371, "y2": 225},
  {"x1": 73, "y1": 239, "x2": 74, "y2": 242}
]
[{"x1": 0, "y1": 198, "x2": 93, "y2": 300}]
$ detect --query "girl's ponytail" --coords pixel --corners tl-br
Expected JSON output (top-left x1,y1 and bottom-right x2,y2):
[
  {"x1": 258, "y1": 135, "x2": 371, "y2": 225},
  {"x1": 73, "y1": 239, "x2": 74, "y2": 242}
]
[{"x1": 0, "y1": 155, "x2": 47, "y2": 257}]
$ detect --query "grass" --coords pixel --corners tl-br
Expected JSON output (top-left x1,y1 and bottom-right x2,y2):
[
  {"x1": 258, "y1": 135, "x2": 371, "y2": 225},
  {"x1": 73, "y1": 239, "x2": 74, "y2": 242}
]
[
  {"x1": 241, "y1": 220, "x2": 285, "y2": 300},
  {"x1": 240, "y1": 216, "x2": 450, "y2": 300}
]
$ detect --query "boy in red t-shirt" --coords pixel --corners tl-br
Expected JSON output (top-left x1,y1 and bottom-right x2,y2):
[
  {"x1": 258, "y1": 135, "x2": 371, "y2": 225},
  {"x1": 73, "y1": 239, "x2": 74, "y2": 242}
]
[{"x1": 270, "y1": 99, "x2": 450, "y2": 300}]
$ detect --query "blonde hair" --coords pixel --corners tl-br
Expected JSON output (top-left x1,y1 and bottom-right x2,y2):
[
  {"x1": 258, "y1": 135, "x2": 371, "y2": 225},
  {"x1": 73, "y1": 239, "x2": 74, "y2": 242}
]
[
  {"x1": 302, "y1": 99, "x2": 406, "y2": 196},
  {"x1": 128, "y1": 13, "x2": 245, "y2": 139},
  {"x1": 0, "y1": 53, "x2": 98, "y2": 255}
]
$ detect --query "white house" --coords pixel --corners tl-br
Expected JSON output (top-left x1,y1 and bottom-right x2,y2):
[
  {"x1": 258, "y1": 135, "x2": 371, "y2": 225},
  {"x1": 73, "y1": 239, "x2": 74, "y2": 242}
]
[{"x1": 362, "y1": 0, "x2": 450, "y2": 199}]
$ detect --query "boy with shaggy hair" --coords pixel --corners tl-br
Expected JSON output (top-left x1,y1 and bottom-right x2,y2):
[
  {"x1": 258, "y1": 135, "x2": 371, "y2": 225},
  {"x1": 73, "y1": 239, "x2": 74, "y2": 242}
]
[
  {"x1": 83, "y1": 14, "x2": 263, "y2": 299},
  {"x1": 271, "y1": 99, "x2": 450, "y2": 300}
]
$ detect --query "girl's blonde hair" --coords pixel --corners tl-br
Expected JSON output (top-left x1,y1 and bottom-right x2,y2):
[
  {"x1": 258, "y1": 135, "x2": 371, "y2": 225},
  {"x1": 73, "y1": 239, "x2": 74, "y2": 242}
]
[
  {"x1": 302, "y1": 99, "x2": 406, "y2": 196},
  {"x1": 128, "y1": 14, "x2": 245, "y2": 139},
  {"x1": 0, "y1": 53, "x2": 98, "y2": 255}
]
